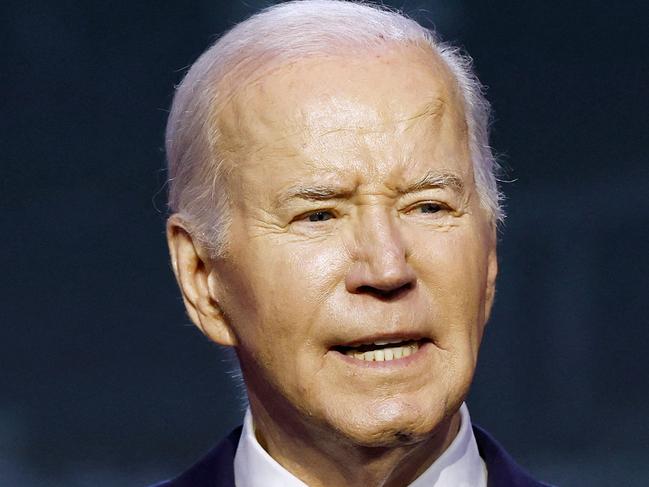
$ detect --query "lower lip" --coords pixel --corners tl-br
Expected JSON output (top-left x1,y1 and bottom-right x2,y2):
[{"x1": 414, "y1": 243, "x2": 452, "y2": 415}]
[{"x1": 329, "y1": 341, "x2": 432, "y2": 369}]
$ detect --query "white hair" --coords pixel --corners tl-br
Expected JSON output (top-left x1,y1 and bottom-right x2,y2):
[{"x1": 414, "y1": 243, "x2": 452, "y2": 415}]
[{"x1": 166, "y1": 0, "x2": 503, "y2": 255}]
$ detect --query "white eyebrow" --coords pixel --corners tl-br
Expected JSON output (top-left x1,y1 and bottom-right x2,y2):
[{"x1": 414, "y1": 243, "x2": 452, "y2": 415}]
[
  {"x1": 280, "y1": 184, "x2": 354, "y2": 203},
  {"x1": 277, "y1": 170, "x2": 464, "y2": 207},
  {"x1": 401, "y1": 170, "x2": 465, "y2": 196}
]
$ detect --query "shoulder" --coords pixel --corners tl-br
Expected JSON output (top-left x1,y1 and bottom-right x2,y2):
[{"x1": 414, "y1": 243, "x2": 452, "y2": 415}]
[
  {"x1": 472, "y1": 424, "x2": 556, "y2": 487},
  {"x1": 150, "y1": 426, "x2": 243, "y2": 487}
]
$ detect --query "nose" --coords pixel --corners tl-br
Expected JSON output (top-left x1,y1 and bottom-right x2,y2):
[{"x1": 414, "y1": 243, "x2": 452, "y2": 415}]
[{"x1": 345, "y1": 210, "x2": 416, "y2": 299}]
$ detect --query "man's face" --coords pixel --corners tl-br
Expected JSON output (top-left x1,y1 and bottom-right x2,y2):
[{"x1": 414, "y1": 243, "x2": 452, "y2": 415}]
[{"x1": 210, "y1": 44, "x2": 497, "y2": 446}]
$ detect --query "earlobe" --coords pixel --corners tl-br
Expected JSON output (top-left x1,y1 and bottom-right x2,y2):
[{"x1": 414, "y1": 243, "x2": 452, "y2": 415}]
[{"x1": 166, "y1": 215, "x2": 238, "y2": 347}]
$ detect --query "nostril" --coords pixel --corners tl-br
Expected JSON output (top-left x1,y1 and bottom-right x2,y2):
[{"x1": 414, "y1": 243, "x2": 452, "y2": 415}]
[{"x1": 356, "y1": 281, "x2": 414, "y2": 301}]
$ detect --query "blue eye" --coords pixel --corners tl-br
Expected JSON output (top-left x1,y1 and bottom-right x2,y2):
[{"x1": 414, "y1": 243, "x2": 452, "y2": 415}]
[
  {"x1": 307, "y1": 211, "x2": 334, "y2": 222},
  {"x1": 419, "y1": 203, "x2": 442, "y2": 214}
]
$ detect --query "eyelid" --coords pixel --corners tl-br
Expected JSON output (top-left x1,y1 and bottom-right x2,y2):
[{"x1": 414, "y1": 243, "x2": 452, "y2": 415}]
[
  {"x1": 403, "y1": 200, "x2": 450, "y2": 213},
  {"x1": 293, "y1": 208, "x2": 337, "y2": 222}
]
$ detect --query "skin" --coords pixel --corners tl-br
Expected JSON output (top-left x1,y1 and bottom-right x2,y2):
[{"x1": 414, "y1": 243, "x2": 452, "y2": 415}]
[{"x1": 167, "y1": 43, "x2": 498, "y2": 486}]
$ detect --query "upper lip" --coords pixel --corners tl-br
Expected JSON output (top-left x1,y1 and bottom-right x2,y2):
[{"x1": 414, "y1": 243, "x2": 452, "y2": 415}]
[{"x1": 329, "y1": 332, "x2": 428, "y2": 349}]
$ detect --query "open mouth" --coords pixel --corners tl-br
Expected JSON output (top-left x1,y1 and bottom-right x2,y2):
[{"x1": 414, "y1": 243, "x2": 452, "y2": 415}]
[{"x1": 332, "y1": 338, "x2": 429, "y2": 362}]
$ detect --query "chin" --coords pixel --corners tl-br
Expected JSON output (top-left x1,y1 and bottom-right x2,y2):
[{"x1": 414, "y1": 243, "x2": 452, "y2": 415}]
[
  {"x1": 326, "y1": 398, "x2": 450, "y2": 448},
  {"x1": 338, "y1": 419, "x2": 437, "y2": 449}
]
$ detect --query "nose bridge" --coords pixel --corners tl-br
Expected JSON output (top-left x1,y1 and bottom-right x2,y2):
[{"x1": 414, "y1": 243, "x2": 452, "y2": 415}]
[
  {"x1": 347, "y1": 204, "x2": 414, "y2": 292},
  {"x1": 356, "y1": 206, "x2": 405, "y2": 267}
]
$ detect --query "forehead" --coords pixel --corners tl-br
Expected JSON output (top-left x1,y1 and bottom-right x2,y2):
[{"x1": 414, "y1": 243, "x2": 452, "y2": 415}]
[{"x1": 216, "y1": 43, "x2": 470, "y2": 190}]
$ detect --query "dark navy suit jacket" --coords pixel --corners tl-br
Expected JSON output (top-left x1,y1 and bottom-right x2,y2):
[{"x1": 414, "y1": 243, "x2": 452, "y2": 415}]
[{"x1": 153, "y1": 424, "x2": 554, "y2": 487}]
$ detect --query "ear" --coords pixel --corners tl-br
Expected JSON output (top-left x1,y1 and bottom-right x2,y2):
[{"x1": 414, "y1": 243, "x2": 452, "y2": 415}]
[
  {"x1": 483, "y1": 225, "x2": 499, "y2": 321},
  {"x1": 166, "y1": 214, "x2": 238, "y2": 347}
]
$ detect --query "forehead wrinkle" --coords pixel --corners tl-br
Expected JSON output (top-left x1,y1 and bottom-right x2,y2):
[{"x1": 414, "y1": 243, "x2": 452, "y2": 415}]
[
  {"x1": 216, "y1": 67, "x2": 309, "y2": 157},
  {"x1": 309, "y1": 97, "x2": 448, "y2": 160},
  {"x1": 218, "y1": 104, "x2": 307, "y2": 168},
  {"x1": 317, "y1": 126, "x2": 387, "y2": 137},
  {"x1": 401, "y1": 97, "x2": 446, "y2": 131},
  {"x1": 312, "y1": 97, "x2": 445, "y2": 137},
  {"x1": 306, "y1": 101, "x2": 387, "y2": 137}
]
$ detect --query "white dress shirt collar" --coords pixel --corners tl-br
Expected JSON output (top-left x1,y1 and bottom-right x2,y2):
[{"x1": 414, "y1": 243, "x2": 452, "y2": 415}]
[{"x1": 234, "y1": 403, "x2": 487, "y2": 487}]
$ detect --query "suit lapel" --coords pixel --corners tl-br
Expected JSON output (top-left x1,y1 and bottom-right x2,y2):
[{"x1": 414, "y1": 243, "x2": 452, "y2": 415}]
[{"x1": 473, "y1": 424, "x2": 553, "y2": 487}]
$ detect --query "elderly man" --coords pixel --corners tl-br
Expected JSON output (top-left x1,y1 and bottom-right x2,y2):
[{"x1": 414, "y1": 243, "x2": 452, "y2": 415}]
[{"x1": 155, "y1": 1, "x2": 552, "y2": 486}]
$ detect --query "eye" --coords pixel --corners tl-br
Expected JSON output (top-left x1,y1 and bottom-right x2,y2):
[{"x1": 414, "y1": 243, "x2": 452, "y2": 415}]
[
  {"x1": 404, "y1": 201, "x2": 451, "y2": 218},
  {"x1": 418, "y1": 202, "x2": 442, "y2": 214},
  {"x1": 305, "y1": 210, "x2": 334, "y2": 222}
]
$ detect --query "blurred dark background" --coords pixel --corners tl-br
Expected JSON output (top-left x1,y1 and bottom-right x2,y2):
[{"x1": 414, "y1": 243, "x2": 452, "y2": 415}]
[{"x1": 2, "y1": 1, "x2": 648, "y2": 485}]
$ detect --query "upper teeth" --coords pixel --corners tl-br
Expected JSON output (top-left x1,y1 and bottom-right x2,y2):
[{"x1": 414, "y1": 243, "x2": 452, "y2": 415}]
[{"x1": 345, "y1": 342, "x2": 420, "y2": 361}]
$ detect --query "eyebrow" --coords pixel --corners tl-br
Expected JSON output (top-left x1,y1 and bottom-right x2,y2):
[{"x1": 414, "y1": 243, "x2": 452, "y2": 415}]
[
  {"x1": 278, "y1": 170, "x2": 465, "y2": 206},
  {"x1": 401, "y1": 170, "x2": 465, "y2": 196},
  {"x1": 281, "y1": 185, "x2": 354, "y2": 203}
]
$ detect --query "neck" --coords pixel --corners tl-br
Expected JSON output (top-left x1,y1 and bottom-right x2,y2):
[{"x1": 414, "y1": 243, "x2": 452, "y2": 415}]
[{"x1": 247, "y1": 394, "x2": 462, "y2": 487}]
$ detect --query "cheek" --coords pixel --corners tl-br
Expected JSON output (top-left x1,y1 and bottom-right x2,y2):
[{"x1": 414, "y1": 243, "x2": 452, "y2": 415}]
[
  {"x1": 264, "y1": 236, "x2": 349, "y2": 306},
  {"x1": 418, "y1": 227, "x2": 489, "y2": 300},
  {"x1": 412, "y1": 229, "x2": 490, "y2": 344},
  {"x1": 230, "y1": 239, "x2": 347, "y2": 352}
]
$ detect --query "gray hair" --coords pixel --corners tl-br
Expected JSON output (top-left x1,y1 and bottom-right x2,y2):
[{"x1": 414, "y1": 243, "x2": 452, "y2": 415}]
[{"x1": 166, "y1": 0, "x2": 503, "y2": 256}]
